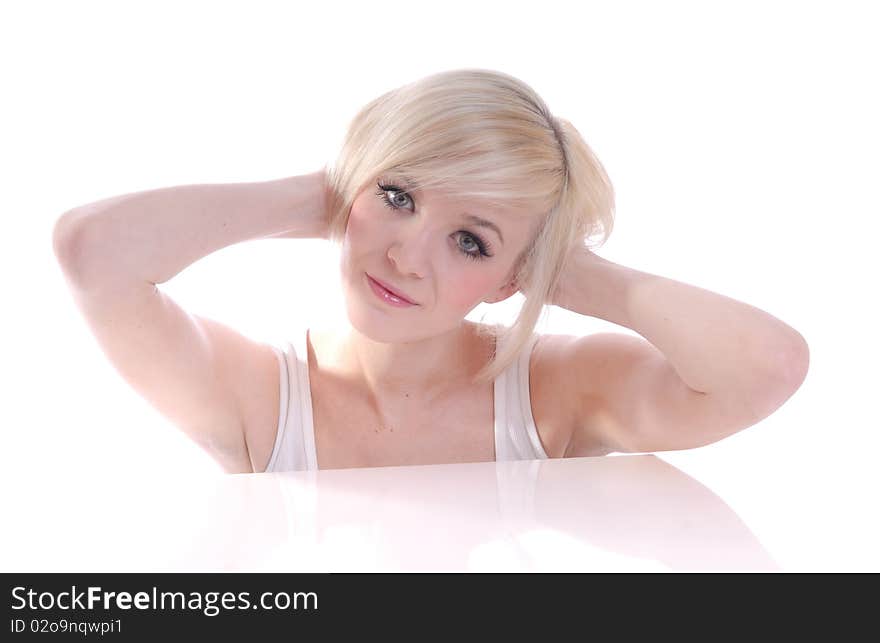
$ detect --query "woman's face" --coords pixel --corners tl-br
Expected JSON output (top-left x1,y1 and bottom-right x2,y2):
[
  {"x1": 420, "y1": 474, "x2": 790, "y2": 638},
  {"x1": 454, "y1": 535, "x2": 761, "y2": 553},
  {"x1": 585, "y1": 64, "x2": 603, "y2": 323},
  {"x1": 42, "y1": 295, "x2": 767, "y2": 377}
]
[{"x1": 339, "y1": 176, "x2": 538, "y2": 342}]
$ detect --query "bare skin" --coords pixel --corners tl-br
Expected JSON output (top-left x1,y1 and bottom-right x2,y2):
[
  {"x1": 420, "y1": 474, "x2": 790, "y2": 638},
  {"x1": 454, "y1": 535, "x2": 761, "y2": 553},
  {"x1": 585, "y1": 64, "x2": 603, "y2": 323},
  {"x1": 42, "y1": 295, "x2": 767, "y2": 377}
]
[
  {"x1": 241, "y1": 321, "x2": 587, "y2": 472},
  {"x1": 54, "y1": 167, "x2": 808, "y2": 474},
  {"x1": 333, "y1": 176, "x2": 540, "y2": 406},
  {"x1": 244, "y1": 174, "x2": 581, "y2": 470}
]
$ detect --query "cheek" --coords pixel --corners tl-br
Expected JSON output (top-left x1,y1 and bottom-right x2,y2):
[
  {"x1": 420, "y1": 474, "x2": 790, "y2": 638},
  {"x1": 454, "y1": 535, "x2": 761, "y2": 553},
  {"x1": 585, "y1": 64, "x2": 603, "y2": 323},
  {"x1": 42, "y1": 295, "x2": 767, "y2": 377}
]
[
  {"x1": 443, "y1": 271, "x2": 500, "y2": 309},
  {"x1": 341, "y1": 204, "x2": 384, "y2": 262},
  {"x1": 344, "y1": 205, "x2": 371, "y2": 244}
]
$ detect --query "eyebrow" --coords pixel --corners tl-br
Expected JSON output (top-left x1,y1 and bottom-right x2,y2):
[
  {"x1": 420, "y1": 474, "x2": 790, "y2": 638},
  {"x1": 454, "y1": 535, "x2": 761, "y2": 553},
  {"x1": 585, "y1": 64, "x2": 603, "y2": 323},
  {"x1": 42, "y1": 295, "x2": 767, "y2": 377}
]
[{"x1": 461, "y1": 213, "x2": 504, "y2": 245}]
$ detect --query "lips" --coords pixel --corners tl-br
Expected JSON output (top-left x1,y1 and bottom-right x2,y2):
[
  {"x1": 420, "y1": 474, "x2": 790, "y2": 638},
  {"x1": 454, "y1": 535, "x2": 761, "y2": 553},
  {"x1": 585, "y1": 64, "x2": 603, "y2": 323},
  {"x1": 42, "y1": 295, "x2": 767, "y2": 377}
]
[{"x1": 366, "y1": 273, "x2": 418, "y2": 305}]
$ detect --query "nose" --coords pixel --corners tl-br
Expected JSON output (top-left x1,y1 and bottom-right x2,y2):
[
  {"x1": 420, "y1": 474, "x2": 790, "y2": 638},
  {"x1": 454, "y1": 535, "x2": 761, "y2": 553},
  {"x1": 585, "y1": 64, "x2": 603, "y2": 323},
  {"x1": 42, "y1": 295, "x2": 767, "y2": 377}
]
[{"x1": 386, "y1": 221, "x2": 431, "y2": 279}]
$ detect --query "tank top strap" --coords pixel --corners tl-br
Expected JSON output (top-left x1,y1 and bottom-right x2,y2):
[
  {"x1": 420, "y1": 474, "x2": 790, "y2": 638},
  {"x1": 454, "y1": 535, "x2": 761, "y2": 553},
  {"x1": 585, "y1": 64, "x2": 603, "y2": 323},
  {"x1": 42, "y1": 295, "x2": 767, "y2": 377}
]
[{"x1": 494, "y1": 330, "x2": 548, "y2": 462}]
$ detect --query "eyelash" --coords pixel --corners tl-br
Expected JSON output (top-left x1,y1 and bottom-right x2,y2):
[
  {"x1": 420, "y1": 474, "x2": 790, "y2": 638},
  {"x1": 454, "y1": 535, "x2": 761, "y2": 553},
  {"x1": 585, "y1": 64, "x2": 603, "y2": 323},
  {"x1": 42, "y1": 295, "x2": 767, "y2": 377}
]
[{"x1": 374, "y1": 181, "x2": 494, "y2": 261}]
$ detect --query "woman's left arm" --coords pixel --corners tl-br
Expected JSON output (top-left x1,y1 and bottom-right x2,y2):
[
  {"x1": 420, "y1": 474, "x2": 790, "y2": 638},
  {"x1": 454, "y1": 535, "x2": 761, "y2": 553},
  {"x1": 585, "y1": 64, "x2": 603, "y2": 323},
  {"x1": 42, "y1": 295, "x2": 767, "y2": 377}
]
[{"x1": 551, "y1": 245, "x2": 809, "y2": 431}]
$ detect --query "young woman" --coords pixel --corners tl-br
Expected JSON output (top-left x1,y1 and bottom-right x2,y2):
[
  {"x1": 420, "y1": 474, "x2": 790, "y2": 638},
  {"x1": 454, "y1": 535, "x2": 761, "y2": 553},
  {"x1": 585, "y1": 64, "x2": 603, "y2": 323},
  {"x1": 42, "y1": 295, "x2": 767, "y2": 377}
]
[{"x1": 52, "y1": 69, "x2": 810, "y2": 474}]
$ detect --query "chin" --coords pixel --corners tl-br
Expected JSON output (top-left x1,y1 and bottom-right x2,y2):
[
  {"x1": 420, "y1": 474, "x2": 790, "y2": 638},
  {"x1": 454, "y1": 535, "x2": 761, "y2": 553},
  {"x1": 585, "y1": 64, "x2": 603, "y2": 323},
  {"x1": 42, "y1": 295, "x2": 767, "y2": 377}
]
[
  {"x1": 350, "y1": 320, "x2": 420, "y2": 345},
  {"x1": 345, "y1": 300, "x2": 445, "y2": 345},
  {"x1": 343, "y1": 298, "x2": 403, "y2": 343}
]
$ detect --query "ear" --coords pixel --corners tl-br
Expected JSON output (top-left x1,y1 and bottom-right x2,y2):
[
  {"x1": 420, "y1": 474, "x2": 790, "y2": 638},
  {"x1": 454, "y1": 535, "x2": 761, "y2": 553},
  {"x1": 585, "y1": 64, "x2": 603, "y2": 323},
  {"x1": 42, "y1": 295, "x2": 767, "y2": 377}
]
[{"x1": 484, "y1": 277, "x2": 520, "y2": 304}]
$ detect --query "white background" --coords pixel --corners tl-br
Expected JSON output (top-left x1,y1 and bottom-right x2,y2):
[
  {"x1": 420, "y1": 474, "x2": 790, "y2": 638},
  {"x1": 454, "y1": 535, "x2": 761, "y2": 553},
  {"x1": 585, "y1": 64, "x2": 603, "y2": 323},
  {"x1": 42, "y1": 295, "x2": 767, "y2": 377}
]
[{"x1": 2, "y1": 0, "x2": 877, "y2": 571}]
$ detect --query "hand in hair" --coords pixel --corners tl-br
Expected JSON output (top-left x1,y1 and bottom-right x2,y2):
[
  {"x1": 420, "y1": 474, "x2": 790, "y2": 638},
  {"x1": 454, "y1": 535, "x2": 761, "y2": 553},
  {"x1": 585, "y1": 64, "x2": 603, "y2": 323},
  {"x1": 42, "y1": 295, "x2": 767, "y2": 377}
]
[{"x1": 549, "y1": 244, "x2": 604, "y2": 311}]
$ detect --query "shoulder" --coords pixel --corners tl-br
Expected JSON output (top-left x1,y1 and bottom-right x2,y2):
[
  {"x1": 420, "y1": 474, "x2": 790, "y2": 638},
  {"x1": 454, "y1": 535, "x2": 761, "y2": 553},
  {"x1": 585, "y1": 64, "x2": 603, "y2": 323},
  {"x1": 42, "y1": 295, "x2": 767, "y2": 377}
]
[{"x1": 528, "y1": 332, "x2": 614, "y2": 459}]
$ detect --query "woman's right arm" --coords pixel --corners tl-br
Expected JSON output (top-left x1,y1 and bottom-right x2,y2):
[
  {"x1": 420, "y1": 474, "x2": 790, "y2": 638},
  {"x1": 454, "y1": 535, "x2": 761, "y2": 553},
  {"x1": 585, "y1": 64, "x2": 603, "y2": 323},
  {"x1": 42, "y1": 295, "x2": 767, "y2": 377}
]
[
  {"x1": 52, "y1": 169, "x2": 331, "y2": 474},
  {"x1": 53, "y1": 170, "x2": 330, "y2": 287}
]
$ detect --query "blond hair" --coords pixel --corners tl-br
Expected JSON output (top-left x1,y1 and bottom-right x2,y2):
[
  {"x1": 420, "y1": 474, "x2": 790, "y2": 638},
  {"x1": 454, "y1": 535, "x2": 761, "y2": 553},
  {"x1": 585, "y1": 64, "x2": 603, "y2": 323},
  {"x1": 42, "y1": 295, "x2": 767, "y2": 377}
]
[{"x1": 322, "y1": 68, "x2": 615, "y2": 385}]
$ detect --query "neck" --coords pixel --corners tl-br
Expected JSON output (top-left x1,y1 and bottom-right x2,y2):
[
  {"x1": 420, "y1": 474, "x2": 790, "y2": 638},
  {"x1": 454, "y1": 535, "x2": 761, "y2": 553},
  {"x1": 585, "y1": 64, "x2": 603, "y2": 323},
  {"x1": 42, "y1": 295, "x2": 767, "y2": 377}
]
[{"x1": 328, "y1": 320, "x2": 493, "y2": 407}]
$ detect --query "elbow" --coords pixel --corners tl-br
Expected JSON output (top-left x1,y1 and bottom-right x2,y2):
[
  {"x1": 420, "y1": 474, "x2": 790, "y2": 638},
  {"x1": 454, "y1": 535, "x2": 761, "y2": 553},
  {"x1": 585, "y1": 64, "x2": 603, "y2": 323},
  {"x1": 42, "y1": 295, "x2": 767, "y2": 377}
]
[
  {"x1": 52, "y1": 211, "x2": 80, "y2": 264},
  {"x1": 784, "y1": 331, "x2": 810, "y2": 389},
  {"x1": 52, "y1": 210, "x2": 100, "y2": 282},
  {"x1": 758, "y1": 329, "x2": 810, "y2": 390},
  {"x1": 743, "y1": 332, "x2": 810, "y2": 422}
]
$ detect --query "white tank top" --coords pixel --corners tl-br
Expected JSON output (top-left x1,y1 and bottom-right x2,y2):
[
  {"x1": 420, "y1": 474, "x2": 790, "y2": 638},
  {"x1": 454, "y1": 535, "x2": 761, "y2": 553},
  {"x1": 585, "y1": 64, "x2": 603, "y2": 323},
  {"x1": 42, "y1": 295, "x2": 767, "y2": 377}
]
[{"x1": 263, "y1": 327, "x2": 549, "y2": 472}]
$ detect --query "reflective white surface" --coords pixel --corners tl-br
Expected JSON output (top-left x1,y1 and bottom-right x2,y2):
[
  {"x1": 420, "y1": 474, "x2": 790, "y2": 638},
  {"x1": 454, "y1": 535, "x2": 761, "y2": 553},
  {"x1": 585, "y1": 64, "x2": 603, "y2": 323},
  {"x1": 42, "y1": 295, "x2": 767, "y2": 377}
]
[{"x1": 3, "y1": 455, "x2": 789, "y2": 572}]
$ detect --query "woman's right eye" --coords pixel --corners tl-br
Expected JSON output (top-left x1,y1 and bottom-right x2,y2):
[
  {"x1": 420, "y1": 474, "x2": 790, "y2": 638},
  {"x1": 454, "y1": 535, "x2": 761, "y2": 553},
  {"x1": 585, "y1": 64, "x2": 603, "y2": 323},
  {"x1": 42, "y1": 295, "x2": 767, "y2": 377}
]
[{"x1": 375, "y1": 182, "x2": 414, "y2": 211}]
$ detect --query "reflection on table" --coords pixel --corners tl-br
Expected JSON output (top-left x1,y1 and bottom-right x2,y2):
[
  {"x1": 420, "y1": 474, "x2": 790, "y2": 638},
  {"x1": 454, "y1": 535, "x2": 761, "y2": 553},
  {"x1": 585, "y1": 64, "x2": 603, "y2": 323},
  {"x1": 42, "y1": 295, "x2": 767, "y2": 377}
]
[{"x1": 5, "y1": 454, "x2": 778, "y2": 571}]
